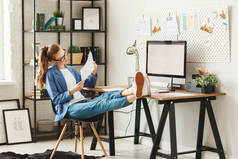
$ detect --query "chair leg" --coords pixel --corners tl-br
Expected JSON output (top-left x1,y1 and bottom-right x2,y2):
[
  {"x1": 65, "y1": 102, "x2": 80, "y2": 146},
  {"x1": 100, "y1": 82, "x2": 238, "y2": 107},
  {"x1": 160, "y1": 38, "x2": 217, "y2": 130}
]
[
  {"x1": 90, "y1": 123, "x2": 109, "y2": 158},
  {"x1": 75, "y1": 122, "x2": 79, "y2": 152},
  {"x1": 80, "y1": 122, "x2": 85, "y2": 159},
  {"x1": 50, "y1": 123, "x2": 67, "y2": 159}
]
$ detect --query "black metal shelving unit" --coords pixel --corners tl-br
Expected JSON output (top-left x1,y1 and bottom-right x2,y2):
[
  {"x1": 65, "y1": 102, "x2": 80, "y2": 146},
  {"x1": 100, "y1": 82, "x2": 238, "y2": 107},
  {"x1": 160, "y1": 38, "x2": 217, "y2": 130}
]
[{"x1": 22, "y1": 0, "x2": 107, "y2": 142}]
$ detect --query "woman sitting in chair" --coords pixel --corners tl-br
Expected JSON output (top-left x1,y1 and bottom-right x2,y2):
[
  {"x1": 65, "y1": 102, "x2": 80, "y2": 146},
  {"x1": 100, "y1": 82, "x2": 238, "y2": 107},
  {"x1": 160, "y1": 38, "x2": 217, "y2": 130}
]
[{"x1": 36, "y1": 44, "x2": 151, "y2": 122}]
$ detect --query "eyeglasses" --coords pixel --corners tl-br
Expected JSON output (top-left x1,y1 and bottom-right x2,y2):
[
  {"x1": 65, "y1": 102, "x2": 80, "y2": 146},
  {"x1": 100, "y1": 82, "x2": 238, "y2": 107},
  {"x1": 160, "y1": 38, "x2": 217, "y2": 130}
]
[{"x1": 52, "y1": 50, "x2": 66, "y2": 62}]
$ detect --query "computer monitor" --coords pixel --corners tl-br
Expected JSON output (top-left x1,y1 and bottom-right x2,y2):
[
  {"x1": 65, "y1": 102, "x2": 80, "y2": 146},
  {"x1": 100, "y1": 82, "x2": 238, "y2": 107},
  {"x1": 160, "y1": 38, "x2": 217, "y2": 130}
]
[{"x1": 146, "y1": 40, "x2": 187, "y2": 90}]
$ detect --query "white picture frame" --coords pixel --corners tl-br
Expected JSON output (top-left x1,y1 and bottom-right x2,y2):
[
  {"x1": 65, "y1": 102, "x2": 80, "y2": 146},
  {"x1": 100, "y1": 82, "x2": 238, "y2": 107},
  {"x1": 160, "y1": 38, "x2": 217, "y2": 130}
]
[
  {"x1": 0, "y1": 99, "x2": 20, "y2": 144},
  {"x1": 82, "y1": 7, "x2": 100, "y2": 31},
  {"x1": 3, "y1": 108, "x2": 32, "y2": 144}
]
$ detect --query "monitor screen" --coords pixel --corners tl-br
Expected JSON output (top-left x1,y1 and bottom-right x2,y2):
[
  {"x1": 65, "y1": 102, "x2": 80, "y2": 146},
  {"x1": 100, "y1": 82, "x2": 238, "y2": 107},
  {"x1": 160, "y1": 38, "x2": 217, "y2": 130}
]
[{"x1": 146, "y1": 41, "x2": 187, "y2": 78}]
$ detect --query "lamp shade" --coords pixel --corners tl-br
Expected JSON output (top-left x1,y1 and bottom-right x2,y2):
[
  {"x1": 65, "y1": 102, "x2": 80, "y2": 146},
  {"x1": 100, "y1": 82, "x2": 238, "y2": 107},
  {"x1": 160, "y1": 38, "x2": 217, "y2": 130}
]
[{"x1": 126, "y1": 40, "x2": 140, "y2": 72}]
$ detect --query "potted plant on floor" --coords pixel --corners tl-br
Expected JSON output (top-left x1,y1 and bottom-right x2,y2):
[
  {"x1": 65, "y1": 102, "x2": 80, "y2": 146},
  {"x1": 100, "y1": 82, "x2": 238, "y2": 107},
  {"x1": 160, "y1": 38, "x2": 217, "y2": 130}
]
[
  {"x1": 67, "y1": 46, "x2": 83, "y2": 64},
  {"x1": 194, "y1": 68, "x2": 218, "y2": 93},
  {"x1": 53, "y1": 10, "x2": 64, "y2": 26}
]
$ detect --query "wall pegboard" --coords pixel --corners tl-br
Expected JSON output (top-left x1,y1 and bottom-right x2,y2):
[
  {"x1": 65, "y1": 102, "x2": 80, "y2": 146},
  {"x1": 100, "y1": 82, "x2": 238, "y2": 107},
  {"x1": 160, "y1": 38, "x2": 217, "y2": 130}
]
[
  {"x1": 178, "y1": 6, "x2": 230, "y2": 63},
  {"x1": 136, "y1": 6, "x2": 230, "y2": 63}
]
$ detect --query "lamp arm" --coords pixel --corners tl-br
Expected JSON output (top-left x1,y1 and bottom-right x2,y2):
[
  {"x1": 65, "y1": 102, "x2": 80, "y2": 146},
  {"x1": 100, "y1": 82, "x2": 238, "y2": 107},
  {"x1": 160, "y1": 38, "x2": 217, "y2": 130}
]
[{"x1": 135, "y1": 49, "x2": 140, "y2": 72}]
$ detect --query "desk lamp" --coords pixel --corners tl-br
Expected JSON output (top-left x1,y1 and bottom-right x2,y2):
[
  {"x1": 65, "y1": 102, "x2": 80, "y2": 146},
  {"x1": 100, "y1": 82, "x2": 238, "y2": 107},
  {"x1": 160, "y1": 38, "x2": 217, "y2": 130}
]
[{"x1": 126, "y1": 40, "x2": 140, "y2": 72}]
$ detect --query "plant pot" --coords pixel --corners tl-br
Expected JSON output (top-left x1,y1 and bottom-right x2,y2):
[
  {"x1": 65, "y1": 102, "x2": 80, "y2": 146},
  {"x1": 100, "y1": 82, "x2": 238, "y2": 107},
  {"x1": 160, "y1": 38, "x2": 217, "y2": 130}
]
[
  {"x1": 56, "y1": 17, "x2": 64, "y2": 26},
  {"x1": 201, "y1": 85, "x2": 215, "y2": 94},
  {"x1": 67, "y1": 53, "x2": 83, "y2": 64}
]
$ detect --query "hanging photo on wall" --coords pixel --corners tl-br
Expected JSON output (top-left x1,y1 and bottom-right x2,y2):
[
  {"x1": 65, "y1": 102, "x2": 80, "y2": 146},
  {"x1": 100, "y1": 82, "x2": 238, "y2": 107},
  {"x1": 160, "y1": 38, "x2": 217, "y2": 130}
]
[
  {"x1": 82, "y1": 7, "x2": 100, "y2": 31},
  {"x1": 0, "y1": 99, "x2": 20, "y2": 145},
  {"x1": 3, "y1": 108, "x2": 32, "y2": 145}
]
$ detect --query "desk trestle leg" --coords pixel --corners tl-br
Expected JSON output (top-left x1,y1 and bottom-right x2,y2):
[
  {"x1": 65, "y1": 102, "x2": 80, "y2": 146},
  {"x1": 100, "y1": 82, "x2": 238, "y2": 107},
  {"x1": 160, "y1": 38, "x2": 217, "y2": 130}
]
[
  {"x1": 150, "y1": 103, "x2": 170, "y2": 159},
  {"x1": 142, "y1": 98, "x2": 156, "y2": 142},
  {"x1": 196, "y1": 100, "x2": 206, "y2": 159},
  {"x1": 206, "y1": 100, "x2": 226, "y2": 159},
  {"x1": 196, "y1": 99, "x2": 226, "y2": 159},
  {"x1": 169, "y1": 102, "x2": 178, "y2": 159},
  {"x1": 108, "y1": 111, "x2": 115, "y2": 156},
  {"x1": 134, "y1": 99, "x2": 142, "y2": 144}
]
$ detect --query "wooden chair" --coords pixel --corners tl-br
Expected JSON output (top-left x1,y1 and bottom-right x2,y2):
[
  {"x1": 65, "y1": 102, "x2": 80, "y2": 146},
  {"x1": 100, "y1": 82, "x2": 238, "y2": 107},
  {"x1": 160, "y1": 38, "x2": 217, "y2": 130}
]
[{"x1": 50, "y1": 102, "x2": 108, "y2": 159}]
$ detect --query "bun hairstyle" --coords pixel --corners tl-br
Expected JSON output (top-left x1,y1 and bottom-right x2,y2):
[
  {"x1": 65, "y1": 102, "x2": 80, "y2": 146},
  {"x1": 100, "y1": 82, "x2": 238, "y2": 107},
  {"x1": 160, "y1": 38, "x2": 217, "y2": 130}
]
[{"x1": 36, "y1": 44, "x2": 60, "y2": 89}]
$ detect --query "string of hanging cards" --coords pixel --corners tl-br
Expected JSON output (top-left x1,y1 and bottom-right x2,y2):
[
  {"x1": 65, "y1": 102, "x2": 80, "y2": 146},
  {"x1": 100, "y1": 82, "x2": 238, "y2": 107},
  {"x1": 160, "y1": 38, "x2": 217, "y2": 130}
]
[{"x1": 135, "y1": 6, "x2": 230, "y2": 63}]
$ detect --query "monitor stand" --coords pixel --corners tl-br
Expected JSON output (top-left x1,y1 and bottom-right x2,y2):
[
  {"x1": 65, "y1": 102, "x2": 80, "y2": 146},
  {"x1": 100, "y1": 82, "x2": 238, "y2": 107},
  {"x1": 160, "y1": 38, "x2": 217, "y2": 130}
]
[{"x1": 169, "y1": 76, "x2": 176, "y2": 91}]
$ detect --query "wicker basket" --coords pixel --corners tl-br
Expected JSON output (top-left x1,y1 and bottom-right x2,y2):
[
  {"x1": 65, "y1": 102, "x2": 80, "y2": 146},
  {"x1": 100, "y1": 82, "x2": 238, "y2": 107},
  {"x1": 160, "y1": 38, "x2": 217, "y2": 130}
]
[{"x1": 67, "y1": 53, "x2": 83, "y2": 64}]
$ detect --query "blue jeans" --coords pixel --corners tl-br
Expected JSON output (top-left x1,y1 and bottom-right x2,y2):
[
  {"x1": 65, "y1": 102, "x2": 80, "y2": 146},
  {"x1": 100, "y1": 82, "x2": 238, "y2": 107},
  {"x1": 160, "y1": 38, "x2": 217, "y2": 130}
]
[{"x1": 67, "y1": 91, "x2": 130, "y2": 119}]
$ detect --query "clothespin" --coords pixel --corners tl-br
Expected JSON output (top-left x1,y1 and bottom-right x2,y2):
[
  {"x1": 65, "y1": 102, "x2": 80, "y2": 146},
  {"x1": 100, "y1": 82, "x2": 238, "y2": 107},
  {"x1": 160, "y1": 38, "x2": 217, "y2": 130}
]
[
  {"x1": 142, "y1": 14, "x2": 145, "y2": 20},
  {"x1": 212, "y1": 11, "x2": 218, "y2": 19},
  {"x1": 167, "y1": 12, "x2": 173, "y2": 21},
  {"x1": 207, "y1": 17, "x2": 210, "y2": 23},
  {"x1": 223, "y1": 22, "x2": 228, "y2": 31},
  {"x1": 152, "y1": 18, "x2": 160, "y2": 33},
  {"x1": 220, "y1": 10, "x2": 226, "y2": 19}
]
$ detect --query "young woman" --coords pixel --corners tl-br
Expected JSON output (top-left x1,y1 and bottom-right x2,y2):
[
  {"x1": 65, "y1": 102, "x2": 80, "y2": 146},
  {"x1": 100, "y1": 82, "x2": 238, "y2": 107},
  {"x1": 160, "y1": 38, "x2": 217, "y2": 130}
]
[{"x1": 36, "y1": 44, "x2": 150, "y2": 122}]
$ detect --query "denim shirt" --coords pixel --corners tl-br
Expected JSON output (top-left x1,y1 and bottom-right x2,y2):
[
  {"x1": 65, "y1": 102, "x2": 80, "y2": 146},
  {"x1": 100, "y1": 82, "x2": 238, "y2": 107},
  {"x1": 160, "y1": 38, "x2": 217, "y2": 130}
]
[{"x1": 46, "y1": 64, "x2": 97, "y2": 121}]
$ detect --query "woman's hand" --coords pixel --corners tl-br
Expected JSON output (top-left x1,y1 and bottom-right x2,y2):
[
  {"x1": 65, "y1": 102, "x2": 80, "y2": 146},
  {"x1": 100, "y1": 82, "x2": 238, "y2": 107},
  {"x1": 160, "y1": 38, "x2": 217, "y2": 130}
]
[
  {"x1": 69, "y1": 80, "x2": 85, "y2": 96},
  {"x1": 76, "y1": 80, "x2": 85, "y2": 90},
  {"x1": 92, "y1": 61, "x2": 97, "y2": 76}
]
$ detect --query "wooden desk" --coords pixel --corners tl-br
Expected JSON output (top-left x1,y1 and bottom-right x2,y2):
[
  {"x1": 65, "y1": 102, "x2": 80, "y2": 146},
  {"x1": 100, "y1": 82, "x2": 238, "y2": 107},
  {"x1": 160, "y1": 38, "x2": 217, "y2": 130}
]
[
  {"x1": 85, "y1": 86, "x2": 226, "y2": 159},
  {"x1": 147, "y1": 90, "x2": 226, "y2": 159}
]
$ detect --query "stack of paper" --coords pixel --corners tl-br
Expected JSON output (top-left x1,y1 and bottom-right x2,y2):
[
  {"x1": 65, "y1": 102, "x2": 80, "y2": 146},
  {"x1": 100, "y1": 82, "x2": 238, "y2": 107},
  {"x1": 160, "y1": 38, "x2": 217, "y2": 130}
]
[{"x1": 80, "y1": 51, "x2": 94, "y2": 80}]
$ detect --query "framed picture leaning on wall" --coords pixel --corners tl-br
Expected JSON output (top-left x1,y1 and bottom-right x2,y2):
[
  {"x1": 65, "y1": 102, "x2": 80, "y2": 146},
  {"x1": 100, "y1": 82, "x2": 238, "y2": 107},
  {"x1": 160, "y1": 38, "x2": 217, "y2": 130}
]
[
  {"x1": 3, "y1": 108, "x2": 32, "y2": 145},
  {"x1": 0, "y1": 99, "x2": 20, "y2": 145},
  {"x1": 82, "y1": 7, "x2": 100, "y2": 31}
]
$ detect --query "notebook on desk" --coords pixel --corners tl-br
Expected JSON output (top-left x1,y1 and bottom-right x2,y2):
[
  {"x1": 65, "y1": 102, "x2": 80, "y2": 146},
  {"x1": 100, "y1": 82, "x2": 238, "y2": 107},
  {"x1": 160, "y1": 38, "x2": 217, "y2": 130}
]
[
  {"x1": 150, "y1": 88, "x2": 169, "y2": 93},
  {"x1": 101, "y1": 88, "x2": 125, "y2": 92}
]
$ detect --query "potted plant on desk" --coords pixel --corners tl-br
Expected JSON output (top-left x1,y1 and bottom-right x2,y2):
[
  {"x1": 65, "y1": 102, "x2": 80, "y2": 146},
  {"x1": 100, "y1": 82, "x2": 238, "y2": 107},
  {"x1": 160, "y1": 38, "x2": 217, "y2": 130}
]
[{"x1": 194, "y1": 68, "x2": 218, "y2": 93}]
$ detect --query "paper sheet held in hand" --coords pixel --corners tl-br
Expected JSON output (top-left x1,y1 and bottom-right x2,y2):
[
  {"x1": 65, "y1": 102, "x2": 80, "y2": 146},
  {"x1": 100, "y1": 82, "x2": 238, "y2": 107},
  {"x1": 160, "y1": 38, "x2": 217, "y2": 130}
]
[{"x1": 80, "y1": 51, "x2": 94, "y2": 80}]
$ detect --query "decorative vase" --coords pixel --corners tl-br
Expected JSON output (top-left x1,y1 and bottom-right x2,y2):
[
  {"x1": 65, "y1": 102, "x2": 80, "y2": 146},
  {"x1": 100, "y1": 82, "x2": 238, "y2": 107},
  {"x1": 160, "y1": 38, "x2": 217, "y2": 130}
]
[{"x1": 201, "y1": 85, "x2": 215, "y2": 94}]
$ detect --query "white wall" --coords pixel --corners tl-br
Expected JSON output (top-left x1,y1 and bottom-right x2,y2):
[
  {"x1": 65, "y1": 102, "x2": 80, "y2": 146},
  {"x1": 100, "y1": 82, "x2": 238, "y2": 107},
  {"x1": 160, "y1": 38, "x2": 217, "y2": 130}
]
[
  {"x1": 0, "y1": 0, "x2": 22, "y2": 99},
  {"x1": 108, "y1": 0, "x2": 238, "y2": 159}
]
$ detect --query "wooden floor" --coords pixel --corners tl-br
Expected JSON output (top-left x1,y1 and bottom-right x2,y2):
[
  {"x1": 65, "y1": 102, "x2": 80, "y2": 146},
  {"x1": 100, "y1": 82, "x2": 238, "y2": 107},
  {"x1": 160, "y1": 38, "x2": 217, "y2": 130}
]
[{"x1": 0, "y1": 137, "x2": 195, "y2": 159}]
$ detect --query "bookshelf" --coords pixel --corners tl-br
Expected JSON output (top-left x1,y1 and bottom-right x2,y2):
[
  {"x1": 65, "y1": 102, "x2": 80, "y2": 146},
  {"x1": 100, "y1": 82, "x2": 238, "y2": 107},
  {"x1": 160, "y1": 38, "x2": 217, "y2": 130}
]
[{"x1": 22, "y1": 0, "x2": 107, "y2": 141}]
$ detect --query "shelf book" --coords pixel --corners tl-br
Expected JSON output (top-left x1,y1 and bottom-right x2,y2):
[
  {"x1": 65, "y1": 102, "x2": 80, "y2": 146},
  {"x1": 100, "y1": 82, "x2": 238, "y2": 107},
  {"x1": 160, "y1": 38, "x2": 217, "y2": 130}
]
[
  {"x1": 81, "y1": 47, "x2": 100, "y2": 64},
  {"x1": 36, "y1": 13, "x2": 45, "y2": 31}
]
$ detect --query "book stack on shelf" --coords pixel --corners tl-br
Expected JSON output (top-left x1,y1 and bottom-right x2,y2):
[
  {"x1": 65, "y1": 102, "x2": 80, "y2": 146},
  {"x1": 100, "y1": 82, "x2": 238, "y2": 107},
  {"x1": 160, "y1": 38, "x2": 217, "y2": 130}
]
[
  {"x1": 32, "y1": 89, "x2": 41, "y2": 99},
  {"x1": 35, "y1": 13, "x2": 45, "y2": 31},
  {"x1": 81, "y1": 47, "x2": 100, "y2": 64},
  {"x1": 31, "y1": 89, "x2": 49, "y2": 99}
]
